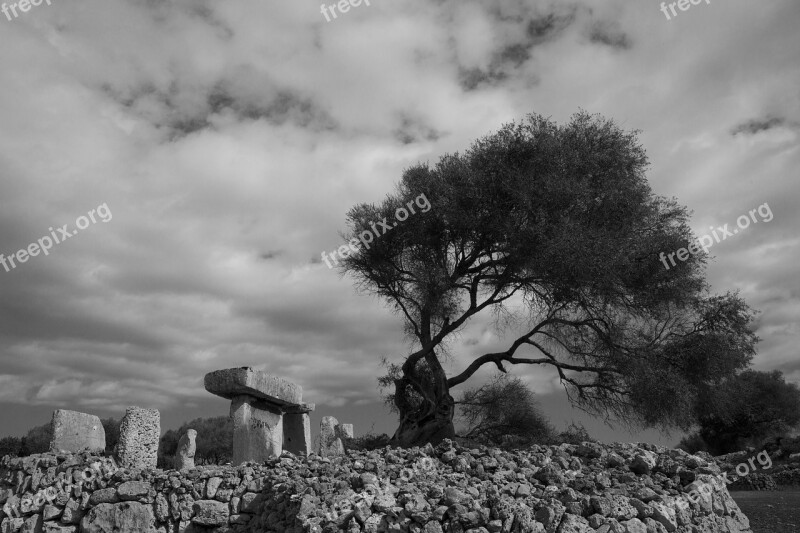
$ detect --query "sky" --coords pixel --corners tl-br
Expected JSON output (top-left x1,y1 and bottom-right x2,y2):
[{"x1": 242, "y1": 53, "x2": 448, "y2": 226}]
[{"x1": 0, "y1": 0, "x2": 798, "y2": 448}]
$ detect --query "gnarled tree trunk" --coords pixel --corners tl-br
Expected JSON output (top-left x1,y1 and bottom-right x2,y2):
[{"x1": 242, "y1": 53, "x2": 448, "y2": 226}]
[{"x1": 390, "y1": 351, "x2": 456, "y2": 447}]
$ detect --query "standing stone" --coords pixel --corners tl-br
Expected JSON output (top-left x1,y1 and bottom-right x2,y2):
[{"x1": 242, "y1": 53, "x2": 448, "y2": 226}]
[
  {"x1": 174, "y1": 429, "x2": 197, "y2": 471},
  {"x1": 205, "y1": 367, "x2": 307, "y2": 464},
  {"x1": 284, "y1": 404, "x2": 314, "y2": 456},
  {"x1": 50, "y1": 410, "x2": 106, "y2": 453},
  {"x1": 337, "y1": 424, "x2": 354, "y2": 439},
  {"x1": 231, "y1": 396, "x2": 283, "y2": 464},
  {"x1": 318, "y1": 416, "x2": 345, "y2": 457},
  {"x1": 116, "y1": 407, "x2": 160, "y2": 470}
]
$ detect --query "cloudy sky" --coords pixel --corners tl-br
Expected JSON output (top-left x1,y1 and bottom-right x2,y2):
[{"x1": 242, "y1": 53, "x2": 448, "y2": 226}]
[{"x1": 0, "y1": 0, "x2": 798, "y2": 446}]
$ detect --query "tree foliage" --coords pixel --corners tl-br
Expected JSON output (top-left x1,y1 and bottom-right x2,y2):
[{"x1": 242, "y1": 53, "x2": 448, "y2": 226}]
[
  {"x1": 19, "y1": 423, "x2": 52, "y2": 456},
  {"x1": 681, "y1": 370, "x2": 800, "y2": 455},
  {"x1": 555, "y1": 422, "x2": 597, "y2": 445},
  {"x1": 340, "y1": 111, "x2": 759, "y2": 445},
  {"x1": 100, "y1": 417, "x2": 121, "y2": 453},
  {"x1": 0, "y1": 436, "x2": 22, "y2": 458},
  {"x1": 158, "y1": 416, "x2": 232, "y2": 467},
  {"x1": 457, "y1": 374, "x2": 555, "y2": 446}
]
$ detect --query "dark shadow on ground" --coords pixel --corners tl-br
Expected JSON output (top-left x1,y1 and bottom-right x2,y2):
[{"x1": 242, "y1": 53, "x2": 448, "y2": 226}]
[{"x1": 731, "y1": 490, "x2": 800, "y2": 533}]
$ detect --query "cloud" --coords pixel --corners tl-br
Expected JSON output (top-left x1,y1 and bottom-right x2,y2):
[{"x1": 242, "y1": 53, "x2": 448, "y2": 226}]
[
  {"x1": 731, "y1": 117, "x2": 799, "y2": 136},
  {"x1": 0, "y1": 0, "x2": 798, "y2": 444}
]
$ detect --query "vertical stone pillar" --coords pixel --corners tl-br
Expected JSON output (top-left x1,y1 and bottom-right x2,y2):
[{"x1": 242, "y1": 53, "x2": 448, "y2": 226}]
[
  {"x1": 230, "y1": 395, "x2": 283, "y2": 464},
  {"x1": 338, "y1": 424, "x2": 354, "y2": 439},
  {"x1": 318, "y1": 416, "x2": 345, "y2": 457},
  {"x1": 174, "y1": 429, "x2": 197, "y2": 471},
  {"x1": 284, "y1": 403, "x2": 315, "y2": 455},
  {"x1": 116, "y1": 407, "x2": 160, "y2": 470}
]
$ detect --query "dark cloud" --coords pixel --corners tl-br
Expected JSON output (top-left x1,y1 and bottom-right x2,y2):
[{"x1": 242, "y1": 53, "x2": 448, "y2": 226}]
[
  {"x1": 731, "y1": 117, "x2": 797, "y2": 136},
  {"x1": 588, "y1": 21, "x2": 631, "y2": 49}
]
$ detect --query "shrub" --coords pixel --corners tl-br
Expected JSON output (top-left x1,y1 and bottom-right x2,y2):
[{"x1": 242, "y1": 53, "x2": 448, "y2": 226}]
[
  {"x1": 678, "y1": 432, "x2": 709, "y2": 454},
  {"x1": 554, "y1": 422, "x2": 596, "y2": 445},
  {"x1": 457, "y1": 375, "x2": 557, "y2": 448},
  {"x1": 345, "y1": 432, "x2": 391, "y2": 451}
]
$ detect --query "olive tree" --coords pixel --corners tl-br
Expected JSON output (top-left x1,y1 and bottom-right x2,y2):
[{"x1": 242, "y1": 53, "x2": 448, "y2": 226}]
[{"x1": 340, "y1": 111, "x2": 758, "y2": 446}]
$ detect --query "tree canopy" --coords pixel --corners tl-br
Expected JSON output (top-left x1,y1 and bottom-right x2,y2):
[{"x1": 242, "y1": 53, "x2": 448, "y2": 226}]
[
  {"x1": 340, "y1": 111, "x2": 759, "y2": 446},
  {"x1": 681, "y1": 369, "x2": 800, "y2": 455}
]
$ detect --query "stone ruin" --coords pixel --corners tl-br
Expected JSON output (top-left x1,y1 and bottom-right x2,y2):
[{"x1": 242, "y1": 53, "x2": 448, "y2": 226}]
[
  {"x1": 3, "y1": 371, "x2": 756, "y2": 533},
  {"x1": 318, "y1": 416, "x2": 355, "y2": 457},
  {"x1": 116, "y1": 407, "x2": 160, "y2": 470},
  {"x1": 42, "y1": 368, "x2": 352, "y2": 470},
  {"x1": 49, "y1": 409, "x2": 106, "y2": 454},
  {"x1": 47, "y1": 405, "x2": 161, "y2": 471},
  {"x1": 174, "y1": 428, "x2": 197, "y2": 471},
  {"x1": 204, "y1": 367, "x2": 315, "y2": 464}
]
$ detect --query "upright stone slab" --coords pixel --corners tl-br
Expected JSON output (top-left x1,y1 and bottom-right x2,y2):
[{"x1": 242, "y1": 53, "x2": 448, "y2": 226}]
[
  {"x1": 50, "y1": 410, "x2": 106, "y2": 453},
  {"x1": 174, "y1": 429, "x2": 197, "y2": 471},
  {"x1": 337, "y1": 424, "x2": 354, "y2": 439},
  {"x1": 205, "y1": 368, "x2": 305, "y2": 465},
  {"x1": 283, "y1": 404, "x2": 314, "y2": 456},
  {"x1": 230, "y1": 396, "x2": 283, "y2": 464},
  {"x1": 116, "y1": 407, "x2": 160, "y2": 470},
  {"x1": 318, "y1": 416, "x2": 345, "y2": 457}
]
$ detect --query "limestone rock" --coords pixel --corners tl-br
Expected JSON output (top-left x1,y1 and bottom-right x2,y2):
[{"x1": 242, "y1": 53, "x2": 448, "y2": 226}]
[
  {"x1": 337, "y1": 423, "x2": 354, "y2": 439},
  {"x1": 174, "y1": 429, "x2": 197, "y2": 471},
  {"x1": 557, "y1": 514, "x2": 592, "y2": 533},
  {"x1": 88, "y1": 488, "x2": 119, "y2": 506},
  {"x1": 49, "y1": 410, "x2": 105, "y2": 454},
  {"x1": 20, "y1": 515, "x2": 41, "y2": 533},
  {"x1": 204, "y1": 367, "x2": 302, "y2": 406},
  {"x1": 284, "y1": 404, "x2": 314, "y2": 456},
  {"x1": 191, "y1": 500, "x2": 229, "y2": 526},
  {"x1": 80, "y1": 502, "x2": 155, "y2": 533},
  {"x1": 42, "y1": 523, "x2": 76, "y2": 533},
  {"x1": 116, "y1": 407, "x2": 160, "y2": 470},
  {"x1": 318, "y1": 416, "x2": 345, "y2": 457},
  {"x1": 117, "y1": 481, "x2": 150, "y2": 501},
  {"x1": 230, "y1": 396, "x2": 283, "y2": 464}
]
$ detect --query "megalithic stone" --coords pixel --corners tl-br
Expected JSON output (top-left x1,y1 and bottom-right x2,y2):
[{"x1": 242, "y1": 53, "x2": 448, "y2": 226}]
[
  {"x1": 337, "y1": 424, "x2": 354, "y2": 439},
  {"x1": 117, "y1": 407, "x2": 160, "y2": 470},
  {"x1": 204, "y1": 367, "x2": 305, "y2": 464},
  {"x1": 204, "y1": 367, "x2": 302, "y2": 406},
  {"x1": 174, "y1": 429, "x2": 197, "y2": 471},
  {"x1": 230, "y1": 395, "x2": 283, "y2": 464},
  {"x1": 318, "y1": 416, "x2": 345, "y2": 457},
  {"x1": 335, "y1": 423, "x2": 354, "y2": 453},
  {"x1": 283, "y1": 403, "x2": 315, "y2": 456},
  {"x1": 49, "y1": 410, "x2": 106, "y2": 453}
]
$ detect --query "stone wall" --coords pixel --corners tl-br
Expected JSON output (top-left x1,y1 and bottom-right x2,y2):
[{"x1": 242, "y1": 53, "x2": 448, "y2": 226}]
[{"x1": 0, "y1": 440, "x2": 752, "y2": 533}]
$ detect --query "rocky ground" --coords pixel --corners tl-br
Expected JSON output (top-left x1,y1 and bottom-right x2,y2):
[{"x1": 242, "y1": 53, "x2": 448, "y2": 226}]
[
  {"x1": 1, "y1": 439, "x2": 754, "y2": 532},
  {"x1": 283, "y1": 438, "x2": 752, "y2": 533}
]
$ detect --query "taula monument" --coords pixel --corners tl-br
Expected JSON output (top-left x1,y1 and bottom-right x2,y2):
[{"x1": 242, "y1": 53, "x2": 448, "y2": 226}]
[{"x1": 204, "y1": 367, "x2": 315, "y2": 464}]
